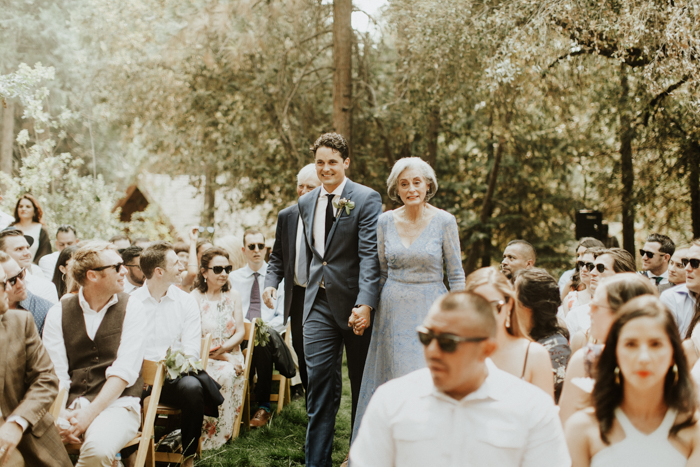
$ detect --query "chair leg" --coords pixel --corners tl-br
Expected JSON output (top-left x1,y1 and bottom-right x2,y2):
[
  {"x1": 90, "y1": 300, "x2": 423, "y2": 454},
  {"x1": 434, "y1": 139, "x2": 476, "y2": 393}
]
[{"x1": 145, "y1": 439, "x2": 155, "y2": 467}]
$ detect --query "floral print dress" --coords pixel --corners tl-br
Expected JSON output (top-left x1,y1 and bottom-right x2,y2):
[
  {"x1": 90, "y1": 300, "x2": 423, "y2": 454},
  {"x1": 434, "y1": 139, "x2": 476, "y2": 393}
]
[{"x1": 198, "y1": 293, "x2": 246, "y2": 450}]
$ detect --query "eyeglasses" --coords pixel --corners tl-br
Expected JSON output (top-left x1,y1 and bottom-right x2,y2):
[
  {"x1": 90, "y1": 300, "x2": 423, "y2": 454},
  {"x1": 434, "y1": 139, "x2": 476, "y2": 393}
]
[
  {"x1": 208, "y1": 265, "x2": 233, "y2": 275},
  {"x1": 639, "y1": 249, "x2": 657, "y2": 259},
  {"x1": 682, "y1": 258, "x2": 700, "y2": 269},
  {"x1": 91, "y1": 262, "x2": 124, "y2": 273},
  {"x1": 416, "y1": 325, "x2": 489, "y2": 353},
  {"x1": 124, "y1": 264, "x2": 141, "y2": 270},
  {"x1": 577, "y1": 261, "x2": 596, "y2": 272},
  {"x1": 592, "y1": 263, "x2": 607, "y2": 273},
  {"x1": 7, "y1": 268, "x2": 26, "y2": 287},
  {"x1": 247, "y1": 243, "x2": 266, "y2": 251},
  {"x1": 197, "y1": 226, "x2": 215, "y2": 234}
]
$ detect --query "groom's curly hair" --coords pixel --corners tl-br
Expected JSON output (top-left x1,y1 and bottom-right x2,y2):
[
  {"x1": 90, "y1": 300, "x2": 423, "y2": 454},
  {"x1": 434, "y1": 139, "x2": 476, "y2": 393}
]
[{"x1": 311, "y1": 133, "x2": 349, "y2": 160}]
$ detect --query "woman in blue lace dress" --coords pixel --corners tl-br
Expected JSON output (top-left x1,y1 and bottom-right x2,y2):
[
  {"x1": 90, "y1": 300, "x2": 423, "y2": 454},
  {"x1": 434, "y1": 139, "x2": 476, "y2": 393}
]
[{"x1": 352, "y1": 157, "x2": 465, "y2": 441}]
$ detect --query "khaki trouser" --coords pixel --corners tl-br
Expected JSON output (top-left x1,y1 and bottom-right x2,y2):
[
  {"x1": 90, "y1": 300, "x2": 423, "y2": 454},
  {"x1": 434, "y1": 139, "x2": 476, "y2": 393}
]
[{"x1": 76, "y1": 406, "x2": 140, "y2": 467}]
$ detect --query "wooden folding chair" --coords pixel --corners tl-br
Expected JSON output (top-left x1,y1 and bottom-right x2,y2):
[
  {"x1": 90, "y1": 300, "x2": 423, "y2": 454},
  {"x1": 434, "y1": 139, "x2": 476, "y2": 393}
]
[
  {"x1": 232, "y1": 321, "x2": 256, "y2": 439},
  {"x1": 270, "y1": 322, "x2": 292, "y2": 414},
  {"x1": 50, "y1": 386, "x2": 67, "y2": 421},
  {"x1": 148, "y1": 334, "x2": 212, "y2": 464},
  {"x1": 65, "y1": 360, "x2": 166, "y2": 467}
]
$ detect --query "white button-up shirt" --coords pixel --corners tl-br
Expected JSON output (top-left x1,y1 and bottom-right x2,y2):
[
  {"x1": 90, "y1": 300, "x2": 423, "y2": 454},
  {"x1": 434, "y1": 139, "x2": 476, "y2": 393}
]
[
  {"x1": 131, "y1": 283, "x2": 202, "y2": 361},
  {"x1": 565, "y1": 303, "x2": 591, "y2": 337},
  {"x1": 42, "y1": 288, "x2": 147, "y2": 412},
  {"x1": 313, "y1": 177, "x2": 348, "y2": 257},
  {"x1": 25, "y1": 272, "x2": 58, "y2": 304},
  {"x1": 229, "y1": 263, "x2": 285, "y2": 332},
  {"x1": 38, "y1": 251, "x2": 60, "y2": 278},
  {"x1": 350, "y1": 360, "x2": 570, "y2": 467},
  {"x1": 661, "y1": 283, "x2": 696, "y2": 338}
]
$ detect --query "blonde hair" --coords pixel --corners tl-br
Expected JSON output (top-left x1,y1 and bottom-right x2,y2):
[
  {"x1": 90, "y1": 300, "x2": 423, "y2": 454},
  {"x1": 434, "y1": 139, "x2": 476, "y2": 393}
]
[
  {"x1": 465, "y1": 267, "x2": 529, "y2": 339},
  {"x1": 68, "y1": 241, "x2": 118, "y2": 286}
]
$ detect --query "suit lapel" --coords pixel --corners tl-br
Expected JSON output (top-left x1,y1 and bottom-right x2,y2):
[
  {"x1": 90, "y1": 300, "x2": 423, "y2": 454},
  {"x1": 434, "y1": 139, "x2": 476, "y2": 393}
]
[
  {"x1": 324, "y1": 179, "x2": 355, "y2": 252},
  {"x1": 300, "y1": 187, "x2": 321, "y2": 258}
]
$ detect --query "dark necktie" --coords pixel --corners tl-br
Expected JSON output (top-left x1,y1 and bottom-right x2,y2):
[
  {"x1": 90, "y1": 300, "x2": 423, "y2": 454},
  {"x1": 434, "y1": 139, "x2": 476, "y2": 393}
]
[
  {"x1": 248, "y1": 272, "x2": 261, "y2": 320},
  {"x1": 297, "y1": 218, "x2": 308, "y2": 285},
  {"x1": 655, "y1": 276, "x2": 663, "y2": 285},
  {"x1": 325, "y1": 193, "x2": 335, "y2": 244}
]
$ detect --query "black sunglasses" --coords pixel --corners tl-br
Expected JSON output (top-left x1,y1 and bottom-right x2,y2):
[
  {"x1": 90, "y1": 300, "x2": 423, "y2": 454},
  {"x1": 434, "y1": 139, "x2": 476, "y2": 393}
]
[
  {"x1": 7, "y1": 268, "x2": 26, "y2": 287},
  {"x1": 416, "y1": 326, "x2": 489, "y2": 353},
  {"x1": 682, "y1": 258, "x2": 700, "y2": 270},
  {"x1": 577, "y1": 261, "x2": 596, "y2": 272},
  {"x1": 639, "y1": 249, "x2": 657, "y2": 259},
  {"x1": 208, "y1": 265, "x2": 233, "y2": 275},
  {"x1": 593, "y1": 263, "x2": 607, "y2": 273},
  {"x1": 92, "y1": 262, "x2": 124, "y2": 273},
  {"x1": 247, "y1": 243, "x2": 266, "y2": 251}
]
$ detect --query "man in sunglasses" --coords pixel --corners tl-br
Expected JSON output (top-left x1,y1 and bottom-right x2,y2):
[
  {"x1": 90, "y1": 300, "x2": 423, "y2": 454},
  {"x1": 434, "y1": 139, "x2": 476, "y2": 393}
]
[
  {"x1": 42, "y1": 241, "x2": 147, "y2": 466},
  {"x1": 229, "y1": 229, "x2": 285, "y2": 427},
  {"x1": 119, "y1": 246, "x2": 144, "y2": 294},
  {"x1": 0, "y1": 252, "x2": 52, "y2": 336},
  {"x1": 639, "y1": 233, "x2": 675, "y2": 291},
  {"x1": 350, "y1": 291, "x2": 569, "y2": 467},
  {"x1": 661, "y1": 240, "x2": 700, "y2": 338}
]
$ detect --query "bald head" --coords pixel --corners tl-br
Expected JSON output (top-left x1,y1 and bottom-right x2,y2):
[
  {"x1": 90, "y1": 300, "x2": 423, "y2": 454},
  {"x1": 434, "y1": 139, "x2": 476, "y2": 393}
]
[{"x1": 501, "y1": 240, "x2": 536, "y2": 280}]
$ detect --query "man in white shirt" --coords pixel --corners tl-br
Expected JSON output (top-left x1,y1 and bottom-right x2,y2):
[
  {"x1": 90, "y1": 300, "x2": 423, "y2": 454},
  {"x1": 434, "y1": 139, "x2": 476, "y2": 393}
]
[
  {"x1": 661, "y1": 241, "x2": 700, "y2": 338},
  {"x1": 119, "y1": 246, "x2": 144, "y2": 294},
  {"x1": 38, "y1": 225, "x2": 79, "y2": 278},
  {"x1": 229, "y1": 229, "x2": 284, "y2": 428},
  {"x1": 131, "y1": 242, "x2": 206, "y2": 467},
  {"x1": 42, "y1": 241, "x2": 146, "y2": 467},
  {"x1": 640, "y1": 233, "x2": 674, "y2": 290},
  {"x1": 0, "y1": 229, "x2": 58, "y2": 304},
  {"x1": 350, "y1": 291, "x2": 570, "y2": 467}
]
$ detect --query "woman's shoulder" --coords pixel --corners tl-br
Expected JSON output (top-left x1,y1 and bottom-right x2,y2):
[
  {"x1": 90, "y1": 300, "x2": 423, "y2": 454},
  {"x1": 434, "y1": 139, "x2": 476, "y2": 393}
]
[
  {"x1": 431, "y1": 207, "x2": 456, "y2": 222},
  {"x1": 566, "y1": 407, "x2": 598, "y2": 432}
]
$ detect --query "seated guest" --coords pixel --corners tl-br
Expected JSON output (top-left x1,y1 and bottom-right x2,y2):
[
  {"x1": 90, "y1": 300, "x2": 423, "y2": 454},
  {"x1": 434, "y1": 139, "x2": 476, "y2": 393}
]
[
  {"x1": 108, "y1": 235, "x2": 131, "y2": 250},
  {"x1": 131, "y1": 242, "x2": 219, "y2": 467},
  {"x1": 0, "y1": 228, "x2": 58, "y2": 303},
  {"x1": 639, "y1": 233, "x2": 674, "y2": 291},
  {"x1": 560, "y1": 250, "x2": 596, "y2": 320},
  {"x1": 350, "y1": 291, "x2": 570, "y2": 467},
  {"x1": 38, "y1": 225, "x2": 79, "y2": 278},
  {"x1": 0, "y1": 262, "x2": 73, "y2": 467},
  {"x1": 0, "y1": 253, "x2": 52, "y2": 336},
  {"x1": 514, "y1": 268, "x2": 571, "y2": 402},
  {"x1": 566, "y1": 295, "x2": 700, "y2": 467},
  {"x1": 11, "y1": 194, "x2": 52, "y2": 264},
  {"x1": 229, "y1": 229, "x2": 284, "y2": 428},
  {"x1": 120, "y1": 246, "x2": 144, "y2": 294},
  {"x1": 190, "y1": 247, "x2": 246, "y2": 449},
  {"x1": 661, "y1": 240, "x2": 700, "y2": 338},
  {"x1": 500, "y1": 239, "x2": 536, "y2": 281},
  {"x1": 51, "y1": 245, "x2": 78, "y2": 298},
  {"x1": 42, "y1": 241, "x2": 146, "y2": 467}
]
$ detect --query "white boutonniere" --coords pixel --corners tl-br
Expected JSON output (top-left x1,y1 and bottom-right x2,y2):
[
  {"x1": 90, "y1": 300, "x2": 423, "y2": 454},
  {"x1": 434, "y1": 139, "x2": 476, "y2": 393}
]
[{"x1": 333, "y1": 197, "x2": 355, "y2": 217}]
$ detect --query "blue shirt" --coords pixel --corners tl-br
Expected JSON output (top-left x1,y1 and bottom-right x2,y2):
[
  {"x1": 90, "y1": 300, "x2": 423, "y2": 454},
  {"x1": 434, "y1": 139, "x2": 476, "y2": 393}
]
[
  {"x1": 660, "y1": 284, "x2": 696, "y2": 338},
  {"x1": 19, "y1": 291, "x2": 52, "y2": 336}
]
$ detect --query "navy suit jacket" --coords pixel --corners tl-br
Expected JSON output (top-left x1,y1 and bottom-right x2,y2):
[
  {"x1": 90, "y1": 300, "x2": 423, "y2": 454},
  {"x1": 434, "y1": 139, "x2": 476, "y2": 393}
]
[
  {"x1": 265, "y1": 204, "x2": 300, "y2": 324},
  {"x1": 298, "y1": 179, "x2": 382, "y2": 328}
]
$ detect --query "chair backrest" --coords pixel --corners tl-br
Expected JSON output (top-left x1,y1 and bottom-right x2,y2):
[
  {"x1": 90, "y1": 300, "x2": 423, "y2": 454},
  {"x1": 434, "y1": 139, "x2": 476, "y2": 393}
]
[
  {"x1": 242, "y1": 321, "x2": 255, "y2": 377},
  {"x1": 200, "y1": 333, "x2": 212, "y2": 369},
  {"x1": 134, "y1": 360, "x2": 166, "y2": 467},
  {"x1": 50, "y1": 386, "x2": 67, "y2": 420}
]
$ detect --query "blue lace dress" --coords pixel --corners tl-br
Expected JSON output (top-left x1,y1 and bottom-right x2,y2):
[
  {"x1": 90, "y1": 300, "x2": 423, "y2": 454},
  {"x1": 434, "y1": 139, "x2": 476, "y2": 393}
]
[{"x1": 352, "y1": 209, "x2": 465, "y2": 441}]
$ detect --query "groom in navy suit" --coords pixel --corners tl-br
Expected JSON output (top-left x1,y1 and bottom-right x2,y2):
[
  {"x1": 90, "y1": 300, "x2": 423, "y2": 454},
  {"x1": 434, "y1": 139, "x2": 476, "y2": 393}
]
[{"x1": 298, "y1": 133, "x2": 382, "y2": 467}]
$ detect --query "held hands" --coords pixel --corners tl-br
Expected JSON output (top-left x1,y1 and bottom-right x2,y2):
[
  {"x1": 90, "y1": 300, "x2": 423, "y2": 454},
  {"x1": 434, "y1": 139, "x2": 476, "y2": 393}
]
[
  {"x1": 59, "y1": 407, "x2": 95, "y2": 444},
  {"x1": 0, "y1": 421, "x2": 22, "y2": 466},
  {"x1": 348, "y1": 305, "x2": 371, "y2": 336},
  {"x1": 262, "y1": 287, "x2": 277, "y2": 309}
]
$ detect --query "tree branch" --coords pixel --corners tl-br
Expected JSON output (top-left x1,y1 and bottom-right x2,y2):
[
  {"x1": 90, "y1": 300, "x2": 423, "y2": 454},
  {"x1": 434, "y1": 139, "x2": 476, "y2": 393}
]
[{"x1": 637, "y1": 74, "x2": 690, "y2": 127}]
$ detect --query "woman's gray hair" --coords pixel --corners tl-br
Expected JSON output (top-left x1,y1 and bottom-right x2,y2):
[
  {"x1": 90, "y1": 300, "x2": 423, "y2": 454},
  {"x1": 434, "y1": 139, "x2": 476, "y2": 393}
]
[
  {"x1": 296, "y1": 163, "x2": 318, "y2": 185},
  {"x1": 386, "y1": 157, "x2": 438, "y2": 203}
]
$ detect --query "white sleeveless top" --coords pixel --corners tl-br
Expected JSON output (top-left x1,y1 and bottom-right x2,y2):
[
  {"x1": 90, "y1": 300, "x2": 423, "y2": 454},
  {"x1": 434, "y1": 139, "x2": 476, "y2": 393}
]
[{"x1": 591, "y1": 408, "x2": 686, "y2": 467}]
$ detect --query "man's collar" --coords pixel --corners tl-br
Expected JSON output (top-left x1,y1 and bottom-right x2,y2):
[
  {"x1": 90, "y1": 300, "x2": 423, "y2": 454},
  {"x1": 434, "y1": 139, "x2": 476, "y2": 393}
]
[
  {"x1": 139, "y1": 280, "x2": 177, "y2": 302},
  {"x1": 242, "y1": 263, "x2": 267, "y2": 277},
  {"x1": 431, "y1": 359, "x2": 504, "y2": 404},
  {"x1": 321, "y1": 177, "x2": 349, "y2": 197},
  {"x1": 78, "y1": 287, "x2": 118, "y2": 314}
]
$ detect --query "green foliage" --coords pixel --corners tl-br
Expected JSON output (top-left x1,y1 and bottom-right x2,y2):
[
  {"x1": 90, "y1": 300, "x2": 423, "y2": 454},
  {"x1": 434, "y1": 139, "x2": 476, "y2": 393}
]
[
  {"x1": 163, "y1": 347, "x2": 204, "y2": 381},
  {"x1": 254, "y1": 318, "x2": 270, "y2": 348}
]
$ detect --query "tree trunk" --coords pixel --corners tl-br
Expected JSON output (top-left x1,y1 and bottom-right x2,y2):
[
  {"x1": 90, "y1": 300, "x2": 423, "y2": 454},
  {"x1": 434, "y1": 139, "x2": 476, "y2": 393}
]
[
  {"x1": 619, "y1": 64, "x2": 636, "y2": 259},
  {"x1": 202, "y1": 165, "x2": 217, "y2": 227},
  {"x1": 426, "y1": 105, "x2": 440, "y2": 167},
  {"x1": 464, "y1": 133, "x2": 506, "y2": 276},
  {"x1": 332, "y1": 0, "x2": 353, "y2": 148},
  {"x1": 688, "y1": 141, "x2": 700, "y2": 238},
  {"x1": 0, "y1": 101, "x2": 14, "y2": 175}
]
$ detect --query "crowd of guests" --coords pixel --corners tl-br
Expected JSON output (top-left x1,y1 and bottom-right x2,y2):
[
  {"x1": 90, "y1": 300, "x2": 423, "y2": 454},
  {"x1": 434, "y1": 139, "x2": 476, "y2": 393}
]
[{"x1": 3, "y1": 132, "x2": 700, "y2": 467}]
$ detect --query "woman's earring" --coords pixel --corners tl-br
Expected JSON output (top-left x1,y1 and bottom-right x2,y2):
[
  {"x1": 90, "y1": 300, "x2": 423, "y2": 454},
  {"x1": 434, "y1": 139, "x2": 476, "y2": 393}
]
[
  {"x1": 673, "y1": 364, "x2": 679, "y2": 385},
  {"x1": 505, "y1": 310, "x2": 511, "y2": 328},
  {"x1": 204, "y1": 277, "x2": 207, "y2": 284},
  {"x1": 614, "y1": 366, "x2": 621, "y2": 385}
]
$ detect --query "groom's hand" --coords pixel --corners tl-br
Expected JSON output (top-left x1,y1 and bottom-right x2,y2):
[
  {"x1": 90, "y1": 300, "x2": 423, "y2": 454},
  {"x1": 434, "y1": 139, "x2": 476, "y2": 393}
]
[
  {"x1": 262, "y1": 287, "x2": 277, "y2": 309},
  {"x1": 349, "y1": 305, "x2": 371, "y2": 335}
]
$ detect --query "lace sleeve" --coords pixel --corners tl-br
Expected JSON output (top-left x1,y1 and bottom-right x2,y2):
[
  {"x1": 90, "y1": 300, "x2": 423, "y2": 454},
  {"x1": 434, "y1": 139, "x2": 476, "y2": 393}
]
[{"x1": 442, "y1": 212, "x2": 465, "y2": 291}]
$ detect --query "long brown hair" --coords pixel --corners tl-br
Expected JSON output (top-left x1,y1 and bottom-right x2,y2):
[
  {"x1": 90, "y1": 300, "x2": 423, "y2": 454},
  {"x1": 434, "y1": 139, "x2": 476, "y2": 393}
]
[
  {"x1": 13, "y1": 194, "x2": 44, "y2": 224},
  {"x1": 592, "y1": 295, "x2": 697, "y2": 444},
  {"x1": 194, "y1": 247, "x2": 231, "y2": 294},
  {"x1": 465, "y1": 267, "x2": 528, "y2": 338}
]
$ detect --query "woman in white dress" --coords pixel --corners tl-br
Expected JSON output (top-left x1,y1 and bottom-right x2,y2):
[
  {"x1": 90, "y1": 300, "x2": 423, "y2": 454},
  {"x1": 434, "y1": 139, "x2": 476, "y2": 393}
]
[
  {"x1": 11, "y1": 194, "x2": 52, "y2": 264},
  {"x1": 566, "y1": 295, "x2": 700, "y2": 467},
  {"x1": 191, "y1": 247, "x2": 246, "y2": 449}
]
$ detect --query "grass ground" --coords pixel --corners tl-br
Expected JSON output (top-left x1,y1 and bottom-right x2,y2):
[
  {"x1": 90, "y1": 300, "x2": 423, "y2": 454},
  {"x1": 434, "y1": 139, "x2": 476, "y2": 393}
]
[{"x1": 195, "y1": 354, "x2": 352, "y2": 467}]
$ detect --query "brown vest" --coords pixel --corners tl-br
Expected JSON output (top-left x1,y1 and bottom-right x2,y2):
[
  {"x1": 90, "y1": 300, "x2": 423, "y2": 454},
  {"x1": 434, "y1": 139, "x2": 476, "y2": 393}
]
[{"x1": 62, "y1": 292, "x2": 143, "y2": 405}]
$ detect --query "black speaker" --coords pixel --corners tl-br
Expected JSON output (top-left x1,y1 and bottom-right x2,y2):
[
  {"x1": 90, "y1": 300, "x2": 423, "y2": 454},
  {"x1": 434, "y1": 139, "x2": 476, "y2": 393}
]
[{"x1": 575, "y1": 210, "x2": 603, "y2": 240}]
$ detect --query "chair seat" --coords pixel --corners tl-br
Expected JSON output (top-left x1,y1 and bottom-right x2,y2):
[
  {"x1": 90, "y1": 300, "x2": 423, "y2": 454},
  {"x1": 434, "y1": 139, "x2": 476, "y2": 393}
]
[{"x1": 142, "y1": 396, "x2": 180, "y2": 415}]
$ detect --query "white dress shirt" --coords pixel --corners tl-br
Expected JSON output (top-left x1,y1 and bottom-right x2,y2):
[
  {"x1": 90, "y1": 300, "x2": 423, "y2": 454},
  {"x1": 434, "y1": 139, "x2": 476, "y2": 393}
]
[
  {"x1": 313, "y1": 177, "x2": 348, "y2": 257},
  {"x1": 565, "y1": 303, "x2": 591, "y2": 337},
  {"x1": 0, "y1": 210, "x2": 14, "y2": 230},
  {"x1": 25, "y1": 271, "x2": 58, "y2": 304},
  {"x1": 42, "y1": 288, "x2": 147, "y2": 412},
  {"x1": 229, "y1": 262, "x2": 285, "y2": 332},
  {"x1": 661, "y1": 284, "x2": 696, "y2": 338},
  {"x1": 131, "y1": 283, "x2": 202, "y2": 361},
  {"x1": 38, "y1": 251, "x2": 60, "y2": 278},
  {"x1": 123, "y1": 280, "x2": 137, "y2": 294},
  {"x1": 642, "y1": 269, "x2": 670, "y2": 286},
  {"x1": 350, "y1": 360, "x2": 570, "y2": 467}
]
